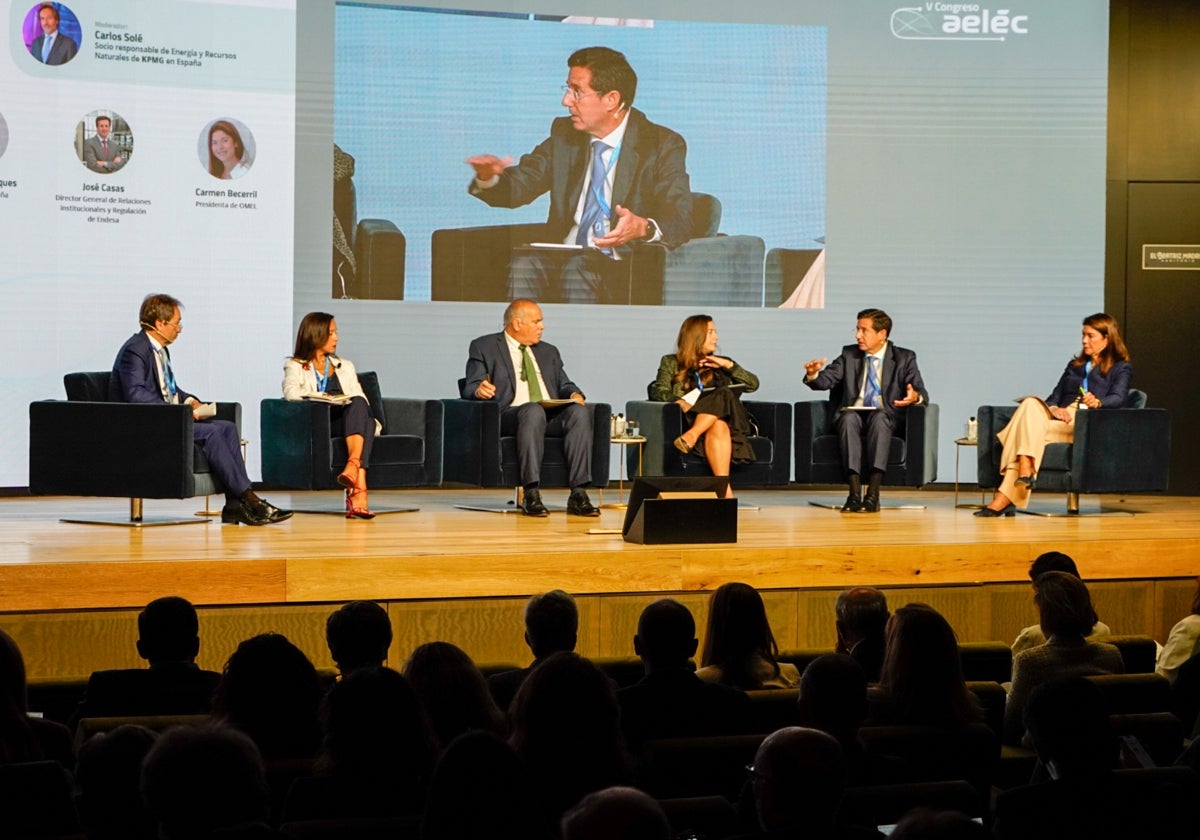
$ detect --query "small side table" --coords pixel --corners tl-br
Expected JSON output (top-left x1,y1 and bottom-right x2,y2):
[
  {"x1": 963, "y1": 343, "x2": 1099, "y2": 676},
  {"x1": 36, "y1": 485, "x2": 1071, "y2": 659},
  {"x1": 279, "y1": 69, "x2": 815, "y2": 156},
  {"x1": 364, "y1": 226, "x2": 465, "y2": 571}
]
[
  {"x1": 953, "y1": 436, "x2": 985, "y2": 509},
  {"x1": 602, "y1": 435, "x2": 646, "y2": 509}
]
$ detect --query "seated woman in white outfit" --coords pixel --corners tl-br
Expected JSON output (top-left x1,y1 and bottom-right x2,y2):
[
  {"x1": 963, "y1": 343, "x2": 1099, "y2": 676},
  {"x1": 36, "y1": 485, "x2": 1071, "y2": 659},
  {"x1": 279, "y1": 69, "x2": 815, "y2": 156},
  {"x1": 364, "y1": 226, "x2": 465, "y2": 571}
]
[
  {"x1": 283, "y1": 312, "x2": 381, "y2": 519},
  {"x1": 976, "y1": 313, "x2": 1132, "y2": 517}
]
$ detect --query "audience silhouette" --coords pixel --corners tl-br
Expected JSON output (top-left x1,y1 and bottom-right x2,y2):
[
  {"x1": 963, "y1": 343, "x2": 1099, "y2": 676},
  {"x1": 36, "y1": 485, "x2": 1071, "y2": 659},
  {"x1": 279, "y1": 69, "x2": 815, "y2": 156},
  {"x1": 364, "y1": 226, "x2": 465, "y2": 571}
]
[
  {"x1": 404, "y1": 641, "x2": 507, "y2": 745},
  {"x1": 325, "y1": 600, "x2": 392, "y2": 675},
  {"x1": 489, "y1": 589, "x2": 579, "y2": 711},
  {"x1": 697, "y1": 582, "x2": 799, "y2": 690}
]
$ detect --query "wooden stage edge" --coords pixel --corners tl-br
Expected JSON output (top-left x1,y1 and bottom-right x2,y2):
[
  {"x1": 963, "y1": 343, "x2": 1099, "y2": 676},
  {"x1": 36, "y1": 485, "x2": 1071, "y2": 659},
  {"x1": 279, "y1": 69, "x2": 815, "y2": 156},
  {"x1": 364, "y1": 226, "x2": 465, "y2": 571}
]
[{"x1": 2, "y1": 488, "x2": 1199, "y2": 614}]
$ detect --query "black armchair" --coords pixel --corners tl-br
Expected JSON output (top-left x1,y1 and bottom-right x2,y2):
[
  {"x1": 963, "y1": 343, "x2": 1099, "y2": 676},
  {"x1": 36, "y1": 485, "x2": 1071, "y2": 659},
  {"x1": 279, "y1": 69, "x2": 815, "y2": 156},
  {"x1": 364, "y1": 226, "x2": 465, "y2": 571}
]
[
  {"x1": 28, "y1": 371, "x2": 241, "y2": 525},
  {"x1": 333, "y1": 153, "x2": 406, "y2": 300},
  {"x1": 976, "y1": 389, "x2": 1169, "y2": 514},
  {"x1": 624, "y1": 400, "x2": 792, "y2": 487},
  {"x1": 430, "y1": 193, "x2": 766, "y2": 307},
  {"x1": 260, "y1": 372, "x2": 443, "y2": 490},
  {"x1": 794, "y1": 397, "x2": 938, "y2": 487},
  {"x1": 442, "y1": 391, "x2": 610, "y2": 506}
]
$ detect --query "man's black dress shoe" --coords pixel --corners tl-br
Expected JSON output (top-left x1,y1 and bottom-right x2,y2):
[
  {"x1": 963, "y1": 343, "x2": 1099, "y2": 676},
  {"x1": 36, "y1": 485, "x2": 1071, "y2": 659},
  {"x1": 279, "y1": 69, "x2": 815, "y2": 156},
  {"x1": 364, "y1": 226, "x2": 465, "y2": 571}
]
[
  {"x1": 859, "y1": 493, "x2": 880, "y2": 513},
  {"x1": 840, "y1": 494, "x2": 863, "y2": 513},
  {"x1": 520, "y1": 488, "x2": 550, "y2": 517},
  {"x1": 567, "y1": 489, "x2": 600, "y2": 517},
  {"x1": 257, "y1": 499, "x2": 293, "y2": 523},
  {"x1": 974, "y1": 502, "x2": 1016, "y2": 518},
  {"x1": 221, "y1": 500, "x2": 272, "y2": 526}
]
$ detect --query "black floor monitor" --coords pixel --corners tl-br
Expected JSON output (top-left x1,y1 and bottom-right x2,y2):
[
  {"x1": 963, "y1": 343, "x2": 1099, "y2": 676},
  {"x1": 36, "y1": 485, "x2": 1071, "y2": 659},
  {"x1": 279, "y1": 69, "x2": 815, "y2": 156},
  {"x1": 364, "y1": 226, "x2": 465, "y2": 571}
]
[{"x1": 622, "y1": 476, "x2": 736, "y2": 544}]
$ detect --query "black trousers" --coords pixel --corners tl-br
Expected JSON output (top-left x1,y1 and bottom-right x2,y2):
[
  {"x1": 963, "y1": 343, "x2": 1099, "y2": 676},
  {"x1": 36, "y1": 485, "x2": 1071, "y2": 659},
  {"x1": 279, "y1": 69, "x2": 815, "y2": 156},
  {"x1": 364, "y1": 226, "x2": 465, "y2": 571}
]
[{"x1": 330, "y1": 396, "x2": 375, "y2": 468}]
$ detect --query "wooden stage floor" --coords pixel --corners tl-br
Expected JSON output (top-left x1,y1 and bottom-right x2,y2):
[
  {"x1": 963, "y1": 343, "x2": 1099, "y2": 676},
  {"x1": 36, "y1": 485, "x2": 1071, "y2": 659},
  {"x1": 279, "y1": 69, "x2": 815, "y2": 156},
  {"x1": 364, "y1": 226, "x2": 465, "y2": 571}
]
[{"x1": 2, "y1": 488, "x2": 1198, "y2": 614}]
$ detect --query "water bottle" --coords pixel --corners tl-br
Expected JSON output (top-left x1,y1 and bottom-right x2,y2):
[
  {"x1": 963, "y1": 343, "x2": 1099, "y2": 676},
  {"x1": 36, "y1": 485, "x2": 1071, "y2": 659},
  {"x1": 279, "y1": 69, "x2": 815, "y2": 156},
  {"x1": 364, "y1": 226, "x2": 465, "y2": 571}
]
[{"x1": 967, "y1": 417, "x2": 978, "y2": 442}]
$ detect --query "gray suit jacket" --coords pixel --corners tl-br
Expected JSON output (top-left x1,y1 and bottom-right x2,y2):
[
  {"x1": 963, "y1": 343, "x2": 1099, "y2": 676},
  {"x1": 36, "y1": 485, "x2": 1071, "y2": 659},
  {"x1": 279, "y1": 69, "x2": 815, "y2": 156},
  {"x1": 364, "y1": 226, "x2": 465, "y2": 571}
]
[{"x1": 83, "y1": 135, "x2": 126, "y2": 174}]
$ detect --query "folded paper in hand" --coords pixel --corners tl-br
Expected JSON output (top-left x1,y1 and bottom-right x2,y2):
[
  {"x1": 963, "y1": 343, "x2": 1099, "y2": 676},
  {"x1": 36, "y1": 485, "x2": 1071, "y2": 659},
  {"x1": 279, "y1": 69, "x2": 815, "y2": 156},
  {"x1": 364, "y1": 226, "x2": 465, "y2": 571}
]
[{"x1": 194, "y1": 402, "x2": 218, "y2": 419}]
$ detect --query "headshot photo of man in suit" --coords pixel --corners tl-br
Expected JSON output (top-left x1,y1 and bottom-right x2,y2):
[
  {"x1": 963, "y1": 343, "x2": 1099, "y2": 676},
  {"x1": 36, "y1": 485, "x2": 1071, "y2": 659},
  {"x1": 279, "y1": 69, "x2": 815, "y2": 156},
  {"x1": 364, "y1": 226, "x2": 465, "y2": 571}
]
[
  {"x1": 461, "y1": 298, "x2": 600, "y2": 517},
  {"x1": 28, "y1": 3, "x2": 79, "y2": 66},
  {"x1": 82, "y1": 115, "x2": 128, "y2": 174},
  {"x1": 466, "y1": 46, "x2": 693, "y2": 305},
  {"x1": 803, "y1": 308, "x2": 928, "y2": 513}
]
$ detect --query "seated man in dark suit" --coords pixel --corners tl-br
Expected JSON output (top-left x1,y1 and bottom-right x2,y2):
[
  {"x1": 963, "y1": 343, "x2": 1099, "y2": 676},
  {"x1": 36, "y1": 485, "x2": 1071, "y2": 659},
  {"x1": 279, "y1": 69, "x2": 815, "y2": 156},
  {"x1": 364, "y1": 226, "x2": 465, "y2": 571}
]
[
  {"x1": 489, "y1": 589, "x2": 578, "y2": 711},
  {"x1": 462, "y1": 299, "x2": 599, "y2": 517},
  {"x1": 325, "y1": 600, "x2": 392, "y2": 675},
  {"x1": 71, "y1": 596, "x2": 220, "y2": 728},
  {"x1": 109, "y1": 293, "x2": 291, "y2": 526},
  {"x1": 804, "y1": 308, "x2": 928, "y2": 513},
  {"x1": 617, "y1": 598, "x2": 749, "y2": 752},
  {"x1": 467, "y1": 46, "x2": 692, "y2": 305},
  {"x1": 834, "y1": 588, "x2": 889, "y2": 682}
]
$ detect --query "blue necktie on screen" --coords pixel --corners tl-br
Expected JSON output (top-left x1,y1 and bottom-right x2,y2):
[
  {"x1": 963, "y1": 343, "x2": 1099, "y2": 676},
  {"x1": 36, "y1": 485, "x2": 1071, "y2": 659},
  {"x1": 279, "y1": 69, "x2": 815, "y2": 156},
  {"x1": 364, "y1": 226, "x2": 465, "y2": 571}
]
[
  {"x1": 42, "y1": 35, "x2": 52, "y2": 63},
  {"x1": 576, "y1": 140, "x2": 611, "y2": 251},
  {"x1": 864, "y1": 356, "x2": 882, "y2": 408}
]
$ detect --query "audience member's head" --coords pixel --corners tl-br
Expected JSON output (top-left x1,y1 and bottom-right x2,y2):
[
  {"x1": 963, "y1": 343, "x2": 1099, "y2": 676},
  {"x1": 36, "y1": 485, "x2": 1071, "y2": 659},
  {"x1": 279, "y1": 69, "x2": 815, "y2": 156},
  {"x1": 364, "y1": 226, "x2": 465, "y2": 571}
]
[
  {"x1": 510, "y1": 652, "x2": 630, "y2": 819},
  {"x1": 141, "y1": 725, "x2": 269, "y2": 840},
  {"x1": 633, "y1": 598, "x2": 697, "y2": 672},
  {"x1": 76, "y1": 724, "x2": 159, "y2": 840},
  {"x1": 319, "y1": 666, "x2": 438, "y2": 802},
  {"x1": 879, "y1": 603, "x2": 981, "y2": 726},
  {"x1": 835, "y1": 588, "x2": 889, "y2": 645},
  {"x1": 524, "y1": 590, "x2": 579, "y2": 660},
  {"x1": 834, "y1": 587, "x2": 890, "y2": 680},
  {"x1": 1028, "y1": 550, "x2": 1080, "y2": 582},
  {"x1": 0, "y1": 627, "x2": 43, "y2": 763},
  {"x1": 404, "y1": 641, "x2": 506, "y2": 745},
  {"x1": 422, "y1": 730, "x2": 551, "y2": 840},
  {"x1": 751, "y1": 727, "x2": 846, "y2": 833},
  {"x1": 211, "y1": 632, "x2": 323, "y2": 759},
  {"x1": 798, "y1": 654, "x2": 869, "y2": 743},
  {"x1": 325, "y1": 600, "x2": 392, "y2": 673},
  {"x1": 699, "y1": 582, "x2": 784, "y2": 689},
  {"x1": 561, "y1": 786, "x2": 670, "y2": 840},
  {"x1": 1023, "y1": 676, "x2": 1116, "y2": 778},
  {"x1": 1034, "y1": 571, "x2": 1099, "y2": 639},
  {"x1": 888, "y1": 808, "x2": 992, "y2": 839},
  {"x1": 136, "y1": 596, "x2": 201, "y2": 665}
]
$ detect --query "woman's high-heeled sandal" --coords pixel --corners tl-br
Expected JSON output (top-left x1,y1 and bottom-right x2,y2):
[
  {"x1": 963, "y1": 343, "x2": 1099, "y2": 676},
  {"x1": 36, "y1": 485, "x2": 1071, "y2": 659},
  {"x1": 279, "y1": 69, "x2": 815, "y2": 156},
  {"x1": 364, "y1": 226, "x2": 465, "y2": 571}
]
[
  {"x1": 345, "y1": 487, "x2": 376, "y2": 520},
  {"x1": 337, "y1": 457, "x2": 362, "y2": 489}
]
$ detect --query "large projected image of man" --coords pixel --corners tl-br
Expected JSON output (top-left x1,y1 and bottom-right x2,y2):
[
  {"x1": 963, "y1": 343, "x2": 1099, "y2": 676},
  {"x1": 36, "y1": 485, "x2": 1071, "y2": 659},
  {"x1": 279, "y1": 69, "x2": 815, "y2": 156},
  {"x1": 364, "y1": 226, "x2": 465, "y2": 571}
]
[
  {"x1": 29, "y1": 3, "x2": 78, "y2": 66},
  {"x1": 467, "y1": 46, "x2": 692, "y2": 305}
]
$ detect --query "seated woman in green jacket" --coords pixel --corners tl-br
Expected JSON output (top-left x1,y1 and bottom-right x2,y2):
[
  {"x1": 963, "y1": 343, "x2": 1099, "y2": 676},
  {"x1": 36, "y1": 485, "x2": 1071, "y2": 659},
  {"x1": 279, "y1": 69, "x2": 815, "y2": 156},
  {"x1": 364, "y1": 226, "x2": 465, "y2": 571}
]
[{"x1": 649, "y1": 315, "x2": 759, "y2": 498}]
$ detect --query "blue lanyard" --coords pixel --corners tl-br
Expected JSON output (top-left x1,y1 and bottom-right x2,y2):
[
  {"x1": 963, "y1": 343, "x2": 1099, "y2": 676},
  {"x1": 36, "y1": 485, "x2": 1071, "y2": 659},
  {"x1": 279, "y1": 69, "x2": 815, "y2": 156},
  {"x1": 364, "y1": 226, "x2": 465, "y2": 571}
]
[
  {"x1": 1082, "y1": 359, "x2": 1092, "y2": 393},
  {"x1": 314, "y1": 357, "x2": 331, "y2": 393},
  {"x1": 693, "y1": 370, "x2": 704, "y2": 391}
]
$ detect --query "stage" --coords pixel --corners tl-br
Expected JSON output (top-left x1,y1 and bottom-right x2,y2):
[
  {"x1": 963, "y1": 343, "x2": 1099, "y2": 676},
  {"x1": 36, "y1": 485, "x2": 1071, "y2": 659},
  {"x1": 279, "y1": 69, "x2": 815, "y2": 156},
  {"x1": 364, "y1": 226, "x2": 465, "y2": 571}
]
[{"x1": 2, "y1": 488, "x2": 1198, "y2": 678}]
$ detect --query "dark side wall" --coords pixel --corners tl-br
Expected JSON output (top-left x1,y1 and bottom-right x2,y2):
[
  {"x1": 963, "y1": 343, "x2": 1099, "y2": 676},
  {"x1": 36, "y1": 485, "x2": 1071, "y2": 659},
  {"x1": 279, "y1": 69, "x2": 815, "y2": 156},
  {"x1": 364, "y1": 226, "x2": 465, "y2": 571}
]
[{"x1": 1108, "y1": 0, "x2": 1200, "y2": 494}]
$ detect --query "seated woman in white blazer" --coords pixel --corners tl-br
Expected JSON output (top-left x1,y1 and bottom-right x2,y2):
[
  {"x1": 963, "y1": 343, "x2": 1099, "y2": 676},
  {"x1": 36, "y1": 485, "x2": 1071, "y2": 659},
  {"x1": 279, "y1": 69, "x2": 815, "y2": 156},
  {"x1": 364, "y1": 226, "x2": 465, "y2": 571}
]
[{"x1": 283, "y1": 312, "x2": 382, "y2": 519}]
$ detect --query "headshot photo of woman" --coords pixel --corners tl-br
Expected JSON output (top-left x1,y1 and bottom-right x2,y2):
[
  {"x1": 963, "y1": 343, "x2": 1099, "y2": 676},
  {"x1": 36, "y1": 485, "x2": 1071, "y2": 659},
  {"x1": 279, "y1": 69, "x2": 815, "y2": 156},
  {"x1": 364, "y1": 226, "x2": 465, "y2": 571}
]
[{"x1": 202, "y1": 119, "x2": 254, "y2": 180}]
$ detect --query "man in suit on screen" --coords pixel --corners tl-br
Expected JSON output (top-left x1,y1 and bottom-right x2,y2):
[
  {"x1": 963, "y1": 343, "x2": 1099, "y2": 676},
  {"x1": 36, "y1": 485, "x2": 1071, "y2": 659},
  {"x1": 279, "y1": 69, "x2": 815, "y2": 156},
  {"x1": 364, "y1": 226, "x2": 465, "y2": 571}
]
[
  {"x1": 461, "y1": 299, "x2": 599, "y2": 517},
  {"x1": 29, "y1": 3, "x2": 78, "y2": 66},
  {"x1": 803, "y1": 308, "x2": 928, "y2": 513},
  {"x1": 466, "y1": 46, "x2": 693, "y2": 305},
  {"x1": 83, "y1": 115, "x2": 126, "y2": 174}
]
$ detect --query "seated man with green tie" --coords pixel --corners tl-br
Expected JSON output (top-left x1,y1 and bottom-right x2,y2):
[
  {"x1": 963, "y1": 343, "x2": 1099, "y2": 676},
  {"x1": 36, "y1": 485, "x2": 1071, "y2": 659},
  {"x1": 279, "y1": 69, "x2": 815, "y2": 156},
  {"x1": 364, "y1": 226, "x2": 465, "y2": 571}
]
[
  {"x1": 108, "y1": 293, "x2": 292, "y2": 526},
  {"x1": 803, "y1": 308, "x2": 928, "y2": 513},
  {"x1": 461, "y1": 298, "x2": 599, "y2": 517}
]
